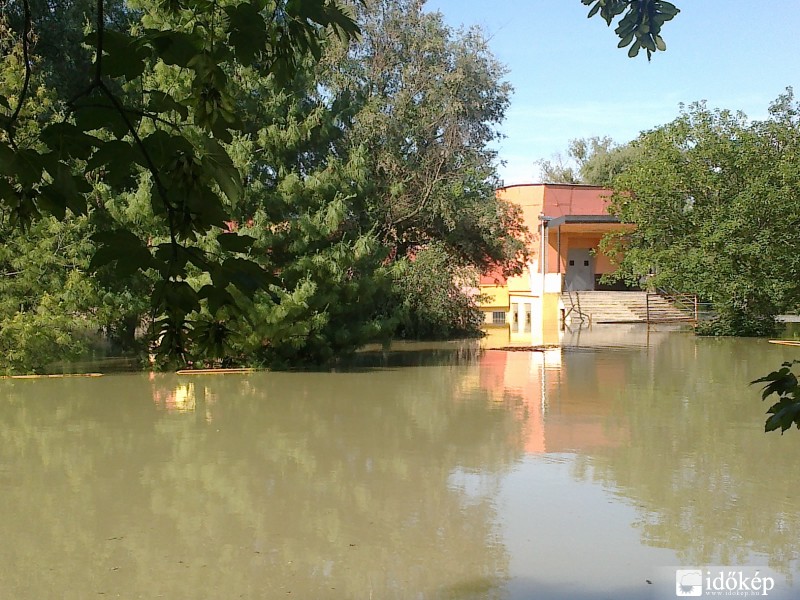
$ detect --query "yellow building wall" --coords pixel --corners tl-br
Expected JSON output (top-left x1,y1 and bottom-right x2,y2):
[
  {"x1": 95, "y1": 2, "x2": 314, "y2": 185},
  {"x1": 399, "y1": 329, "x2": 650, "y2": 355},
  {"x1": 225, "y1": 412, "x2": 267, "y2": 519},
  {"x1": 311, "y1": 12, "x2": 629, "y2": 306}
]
[
  {"x1": 480, "y1": 285, "x2": 509, "y2": 309},
  {"x1": 541, "y1": 293, "x2": 561, "y2": 345},
  {"x1": 506, "y1": 270, "x2": 531, "y2": 294}
]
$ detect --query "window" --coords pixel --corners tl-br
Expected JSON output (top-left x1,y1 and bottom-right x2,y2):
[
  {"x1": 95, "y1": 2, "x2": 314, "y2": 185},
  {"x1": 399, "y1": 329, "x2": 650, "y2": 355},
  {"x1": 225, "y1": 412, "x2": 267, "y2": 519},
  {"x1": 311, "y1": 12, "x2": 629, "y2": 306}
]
[
  {"x1": 492, "y1": 311, "x2": 506, "y2": 325},
  {"x1": 511, "y1": 303, "x2": 519, "y2": 332}
]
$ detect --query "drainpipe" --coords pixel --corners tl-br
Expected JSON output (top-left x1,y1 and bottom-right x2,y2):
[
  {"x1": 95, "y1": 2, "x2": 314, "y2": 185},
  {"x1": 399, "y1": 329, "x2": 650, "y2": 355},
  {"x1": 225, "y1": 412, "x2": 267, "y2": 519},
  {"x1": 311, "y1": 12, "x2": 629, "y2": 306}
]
[{"x1": 539, "y1": 214, "x2": 551, "y2": 295}]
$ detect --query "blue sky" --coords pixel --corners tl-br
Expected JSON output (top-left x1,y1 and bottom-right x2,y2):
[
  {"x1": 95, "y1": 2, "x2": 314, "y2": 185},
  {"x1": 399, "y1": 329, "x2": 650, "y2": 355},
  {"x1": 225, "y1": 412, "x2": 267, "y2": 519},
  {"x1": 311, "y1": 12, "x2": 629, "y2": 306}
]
[{"x1": 424, "y1": 0, "x2": 800, "y2": 185}]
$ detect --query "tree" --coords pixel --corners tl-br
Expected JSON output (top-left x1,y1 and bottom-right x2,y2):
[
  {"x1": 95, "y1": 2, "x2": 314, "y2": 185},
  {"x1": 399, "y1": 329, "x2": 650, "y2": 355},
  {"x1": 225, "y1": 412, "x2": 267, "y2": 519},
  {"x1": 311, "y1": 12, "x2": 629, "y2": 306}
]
[
  {"x1": 0, "y1": 0, "x2": 372, "y2": 369},
  {"x1": 536, "y1": 136, "x2": 638, "y2": 186},
  {"x1": 325, "y1": 0, "x2": 524, "y2": 267},
  {"x1": 4, "y1": 0, "x2": 134, "y2": 97},
  {"x1": 0, "y1": 0, "x2": 680, "y2": 372},
  {"x1": 321, "y1": 0, "x2": 527, "y2": 338},
  {"x1": 0, "y1": 18, "x2": 151, "y2": 373},
  {"x1": 391, "y1": 243, "x2": 484, "y2": 339},
  {"x1": 536, "y1": 151, "x2": 581, "y2": 185},
  {"x1": 576, "y1": 137, "x2": 641, "y2": 185},
  {"x1": 582, "y1": 1, "x2": 800, "y2": 436},
  {"x1": 105, "y1": 3, "x2": 402, "y2": 368},
  {"x1": 602, "y1": 92, "x2": 800, "y2": 336}
]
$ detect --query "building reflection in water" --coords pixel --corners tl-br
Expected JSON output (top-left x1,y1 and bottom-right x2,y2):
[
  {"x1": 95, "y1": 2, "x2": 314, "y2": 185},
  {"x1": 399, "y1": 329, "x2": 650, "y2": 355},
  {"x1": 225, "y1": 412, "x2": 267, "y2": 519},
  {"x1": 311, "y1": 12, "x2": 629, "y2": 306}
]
[
  {"x1": 149, "y1": 373, "x2": 217, "y2": 422},
  {"x1": 474, "y1": 333, "x2": 800, "y2": 579},
  {"x1": 476, "y1": 348, "x2": 629, "y2": 455}
]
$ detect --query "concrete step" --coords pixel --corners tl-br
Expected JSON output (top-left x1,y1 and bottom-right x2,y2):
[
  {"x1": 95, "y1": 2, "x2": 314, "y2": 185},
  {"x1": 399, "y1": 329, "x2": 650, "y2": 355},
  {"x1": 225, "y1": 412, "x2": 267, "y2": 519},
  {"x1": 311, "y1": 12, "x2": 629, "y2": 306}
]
[{"x1": 561, "y1": 291, "x2": 695, "y2": 323}]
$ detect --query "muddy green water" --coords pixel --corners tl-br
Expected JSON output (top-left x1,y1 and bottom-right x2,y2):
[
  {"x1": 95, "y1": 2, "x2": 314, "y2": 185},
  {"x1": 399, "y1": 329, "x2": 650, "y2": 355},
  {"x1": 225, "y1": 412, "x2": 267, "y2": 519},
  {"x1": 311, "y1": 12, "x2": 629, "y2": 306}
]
[{"x1": 1, "y1": 328, "x2": 799, "y2": 599}]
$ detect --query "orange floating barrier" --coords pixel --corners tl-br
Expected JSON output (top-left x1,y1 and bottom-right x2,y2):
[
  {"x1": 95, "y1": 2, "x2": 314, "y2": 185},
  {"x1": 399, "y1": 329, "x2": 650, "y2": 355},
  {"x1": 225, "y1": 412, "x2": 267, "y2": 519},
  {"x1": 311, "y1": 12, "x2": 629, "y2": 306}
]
[
  {"x1": 0, "y1": 373, "x2": 104, "y2": 379},
  {"x1": 175, "y1": 368, "x2": 256, "y2": 375}
]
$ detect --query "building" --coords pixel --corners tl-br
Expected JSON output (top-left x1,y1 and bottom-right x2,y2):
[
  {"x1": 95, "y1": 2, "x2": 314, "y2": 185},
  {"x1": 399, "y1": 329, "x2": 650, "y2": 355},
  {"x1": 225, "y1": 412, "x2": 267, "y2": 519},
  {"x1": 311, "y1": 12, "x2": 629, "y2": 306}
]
[{"x1": 479, "y1": 183, "x2": 633, "y2": 344}]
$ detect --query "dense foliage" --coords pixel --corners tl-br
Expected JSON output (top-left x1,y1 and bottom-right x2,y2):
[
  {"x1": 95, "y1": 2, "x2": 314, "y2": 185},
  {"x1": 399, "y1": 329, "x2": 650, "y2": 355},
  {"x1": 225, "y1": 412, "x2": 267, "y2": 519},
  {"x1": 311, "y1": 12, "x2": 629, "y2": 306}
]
[
  {"x1": 582, "y1": 1, "x2": 800, "y2": 435},
  {"x1": 391, "y1": 243, "x2": 485, "y2": 340},
  {"x1": 0, "y1": 0, "x2": 524, "y2": 372},
  {"x1": 321, "y1": 0, "x2": 526, "y2": 338},
  {"x1": 324, "y1": 0, "x2": 522, "y2": 270},
  {"x1": 602, "y1": 92, "x2": 800, "y2": 336}
]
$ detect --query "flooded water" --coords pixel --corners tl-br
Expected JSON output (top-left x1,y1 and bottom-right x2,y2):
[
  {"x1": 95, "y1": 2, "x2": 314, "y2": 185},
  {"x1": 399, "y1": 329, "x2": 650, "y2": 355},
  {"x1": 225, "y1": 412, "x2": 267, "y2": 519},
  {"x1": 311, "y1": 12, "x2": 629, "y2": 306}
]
[{"x1": 1, "y1": 327, "x2": 799, "y2": 599}]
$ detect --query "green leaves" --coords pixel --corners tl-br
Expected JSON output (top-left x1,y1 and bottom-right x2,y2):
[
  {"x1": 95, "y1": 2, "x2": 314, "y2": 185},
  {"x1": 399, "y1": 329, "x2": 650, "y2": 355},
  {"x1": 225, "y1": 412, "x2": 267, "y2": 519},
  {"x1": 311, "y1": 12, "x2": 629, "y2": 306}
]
[
  {"x1": 72, "y1": 91, "x2": 134, "y2": 139},
  {"x1": 146, "y1": 90, "x2": 189, "y2": 121},
  {"x1": 86, "y1": 140, "x2": 145, "y2": 188},
  {"x1": 39, "y1": 163, "x2": 91, "y2": 218},
  {"x1": 752, "y1": 361, "x2": 800, "y2": 434},
  {"x1": 217, "y1": 258, "x2": 271, "y2": 298},
  {"x1": 225, "y1": 2, "x2": 268, "y2": 64},
  {"x1": 753, "y1": 362, "x2": 799, "y2": 401},
  {"x1": 145, "y1": 30, "x2": 200, "y2": 68},
  {"x1": 85, "y1": 30, "x2": 150, "y2": 80},
  {"x1": 5, "y1": 148, "x2": 45, "y2": 187},
  {"x1": 154, "y1": 279, "x2": 200, "y2": 315},
  {"x1": 200, "y1": 137, "x2": 242, "y2": 204},
  {"x1": 217, "y1": 233, "x2": 256, "y2": 253},
  {"x1": 583, "y1": 0, "x2": 679, "y2": 60},
  {"x1": 606, "y1": 92, "x2": 800, "y2": 337},
  {"x1": 190, "y1": 317, "x2": 237, "y2": 360},
  {"x1": 90, "y1": 229, "x2": 154, "y2": 277},
  {"x1": 197, "y1": 285, "x2": 236, "y2": 316},
  {"x1": 41, "y1": 123, "x2": 99, "y2": 160},
  {"x1": 0, "y1": 0, "x2": 402, "y2": 370}
]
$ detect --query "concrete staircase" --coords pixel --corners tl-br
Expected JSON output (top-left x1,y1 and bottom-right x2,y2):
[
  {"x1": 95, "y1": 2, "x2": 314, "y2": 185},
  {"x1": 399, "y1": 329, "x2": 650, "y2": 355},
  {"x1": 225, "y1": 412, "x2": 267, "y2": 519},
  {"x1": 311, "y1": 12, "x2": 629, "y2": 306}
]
[{"x1": 561, "y1": 291, "x2": 695, "y2": 324}]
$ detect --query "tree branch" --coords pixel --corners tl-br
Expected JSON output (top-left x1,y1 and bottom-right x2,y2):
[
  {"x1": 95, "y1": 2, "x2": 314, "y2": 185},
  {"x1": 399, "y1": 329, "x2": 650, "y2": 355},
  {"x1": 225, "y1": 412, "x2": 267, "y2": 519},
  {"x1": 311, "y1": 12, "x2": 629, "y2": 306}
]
[
  {"x1": 8, "y1": 0, "x2": 33, "y2": 147},
  {"x1": 72, "y1": 102, "x2": 182, "y2": 132},
  {"x1": 97, "y1": 82, "x2": 179, "y2": 254},
  {"x1": 95, "y1": 0, "x2": 104, "y2": 84}
]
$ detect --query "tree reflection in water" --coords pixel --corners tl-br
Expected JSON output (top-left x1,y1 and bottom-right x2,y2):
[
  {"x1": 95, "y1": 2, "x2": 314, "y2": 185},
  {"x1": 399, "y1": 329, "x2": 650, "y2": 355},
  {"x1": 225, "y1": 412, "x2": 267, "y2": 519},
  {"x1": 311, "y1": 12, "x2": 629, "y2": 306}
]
[
  {"x1": 552, "y1": 336, "x2": 800, "y2": 574},
  {"x1": 2, "y1": 335, "x2": 799, "y2": 598},
  {"x1": 0, "y1": 347, "x2": 520, "y2": 599}
]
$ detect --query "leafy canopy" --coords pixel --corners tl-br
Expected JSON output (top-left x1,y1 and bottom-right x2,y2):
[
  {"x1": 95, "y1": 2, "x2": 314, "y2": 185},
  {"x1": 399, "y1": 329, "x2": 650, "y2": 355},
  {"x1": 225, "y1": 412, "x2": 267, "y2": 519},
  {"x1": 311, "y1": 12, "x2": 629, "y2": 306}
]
[
  {"x1": 603, "y1": 92, "x2": 800, "y2": 337},
  {"x1": 0, "y1": 0, "x2": 362, "y2": 365},
  {"x1": 0, "y1": 0, "x2": 682, "y2": 370},
  {"x1": 536, "y1": 136, "x2": 639, "y2": 186}
]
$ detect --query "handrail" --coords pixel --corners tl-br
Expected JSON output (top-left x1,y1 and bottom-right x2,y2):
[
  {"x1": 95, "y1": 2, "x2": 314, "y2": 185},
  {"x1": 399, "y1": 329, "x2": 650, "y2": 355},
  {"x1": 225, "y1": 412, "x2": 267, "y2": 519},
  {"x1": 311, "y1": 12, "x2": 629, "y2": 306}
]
[
  {"x1": 562, "y1": 290, "x2": 588, "y2": 325},
  {"x1": 646, "y1": 290, "x2": 694, "y2": 323},
  {"x1": 647, "y1": 287, "x2": 714, "y2": 323}
]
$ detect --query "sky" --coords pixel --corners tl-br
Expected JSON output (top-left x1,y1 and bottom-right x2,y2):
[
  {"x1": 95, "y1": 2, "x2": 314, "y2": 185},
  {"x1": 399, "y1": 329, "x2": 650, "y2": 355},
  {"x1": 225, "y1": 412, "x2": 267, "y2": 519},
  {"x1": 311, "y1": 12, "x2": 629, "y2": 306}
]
[{"x1": 423, "y1": 0, "x2": 800, "y2": 185}]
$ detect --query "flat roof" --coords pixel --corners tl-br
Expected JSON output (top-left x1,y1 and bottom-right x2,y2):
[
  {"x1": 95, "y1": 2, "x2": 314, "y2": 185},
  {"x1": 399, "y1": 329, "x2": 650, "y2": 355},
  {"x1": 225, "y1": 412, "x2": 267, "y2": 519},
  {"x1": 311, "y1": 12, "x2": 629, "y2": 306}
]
[{"x1": 497, "y1": 183, "x2": 609, "y2": 191}]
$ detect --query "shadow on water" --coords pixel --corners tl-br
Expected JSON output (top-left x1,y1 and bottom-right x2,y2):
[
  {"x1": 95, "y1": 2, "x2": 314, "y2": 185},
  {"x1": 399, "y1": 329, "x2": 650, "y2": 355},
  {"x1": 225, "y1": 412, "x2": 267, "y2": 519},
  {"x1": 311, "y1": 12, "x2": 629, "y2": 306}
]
[
  {"x1": 342, "y1": 340, "x2": 483, "y2": 370},
  {"x1": 41, "y1": 340, "x2": 486, "y2": 375}
]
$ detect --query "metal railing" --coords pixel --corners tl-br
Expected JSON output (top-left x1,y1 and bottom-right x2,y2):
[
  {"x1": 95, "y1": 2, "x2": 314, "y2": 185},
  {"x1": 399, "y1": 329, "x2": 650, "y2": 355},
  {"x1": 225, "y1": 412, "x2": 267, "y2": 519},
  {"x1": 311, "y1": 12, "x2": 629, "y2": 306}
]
[
  {"x1": 646, "y1": 287, "x2": 713, "y2": 324},
  {"x1": 562, "y1": 290, "x2": 589, "y2": 326}
]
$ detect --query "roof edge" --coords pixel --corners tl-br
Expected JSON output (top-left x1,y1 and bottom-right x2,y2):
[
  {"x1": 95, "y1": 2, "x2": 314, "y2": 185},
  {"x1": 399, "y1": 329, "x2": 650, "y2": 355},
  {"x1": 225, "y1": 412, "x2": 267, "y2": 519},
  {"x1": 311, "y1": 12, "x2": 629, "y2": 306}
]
[
  {"x1": 497, "y1": 182, "x2": 610, "y2": 192},
  {"x1": 546, "y1": 215, "x2": 620, "y2": 227}
]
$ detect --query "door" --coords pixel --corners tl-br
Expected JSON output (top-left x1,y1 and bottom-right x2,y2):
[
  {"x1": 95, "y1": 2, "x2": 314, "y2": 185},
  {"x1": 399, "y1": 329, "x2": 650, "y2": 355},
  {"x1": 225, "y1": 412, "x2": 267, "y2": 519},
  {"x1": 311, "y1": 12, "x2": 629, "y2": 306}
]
[{"x1": 565, "y1": 248, "x2": 594, "y2": 291}]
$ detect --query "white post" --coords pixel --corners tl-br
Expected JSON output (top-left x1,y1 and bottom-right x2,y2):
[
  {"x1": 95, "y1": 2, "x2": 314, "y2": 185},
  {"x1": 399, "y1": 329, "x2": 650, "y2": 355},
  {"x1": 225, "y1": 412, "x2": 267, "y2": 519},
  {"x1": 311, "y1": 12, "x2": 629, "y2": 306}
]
[{"x1": 540, "y1": 218, "x2": 547, "y2": 295}]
